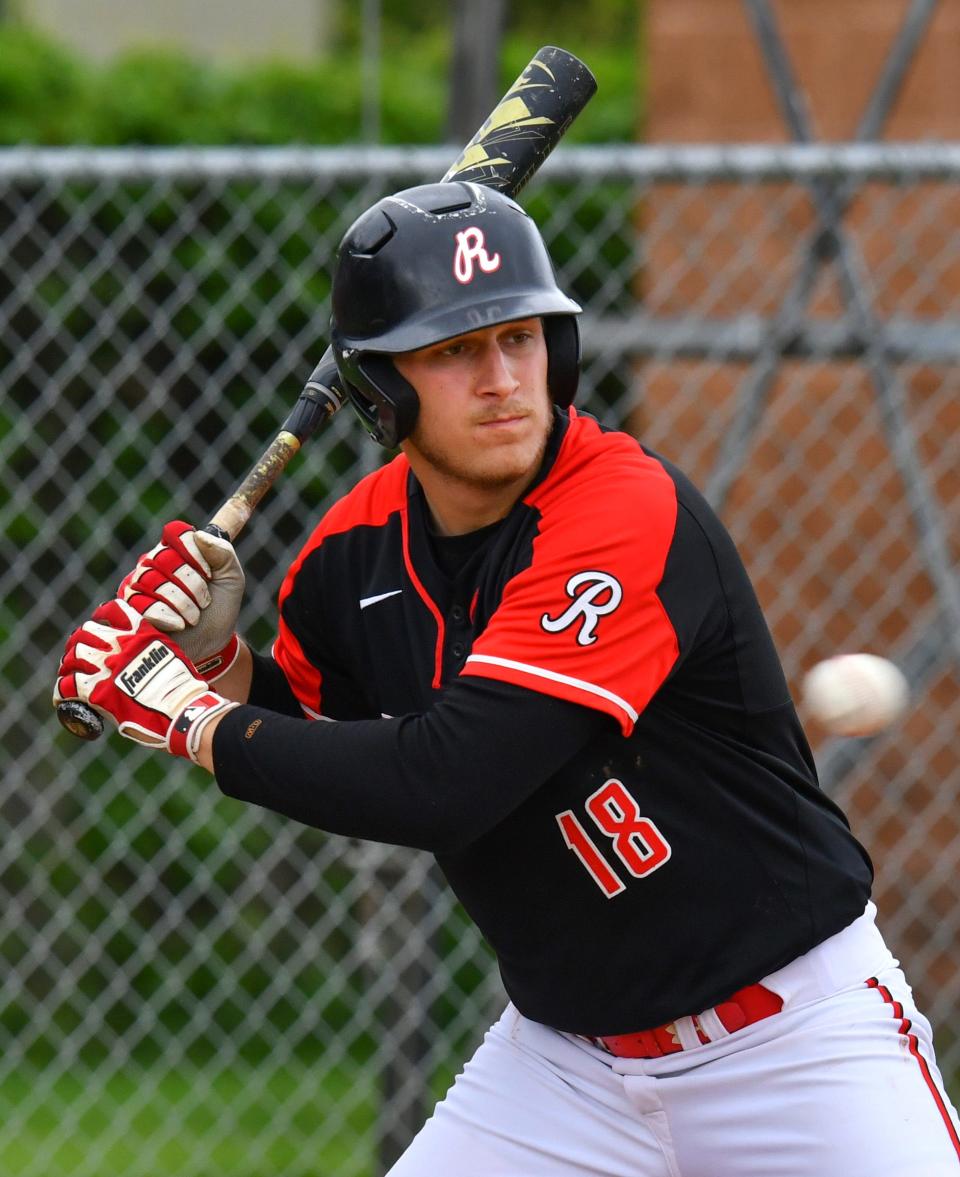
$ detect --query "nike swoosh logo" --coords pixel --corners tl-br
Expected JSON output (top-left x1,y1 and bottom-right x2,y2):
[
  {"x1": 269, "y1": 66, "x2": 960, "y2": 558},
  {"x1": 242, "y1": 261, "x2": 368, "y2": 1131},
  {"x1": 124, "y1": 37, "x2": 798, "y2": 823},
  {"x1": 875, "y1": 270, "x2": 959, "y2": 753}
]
[{"x1": 359, "y1": 589, "x2": 403, "y2": 610}]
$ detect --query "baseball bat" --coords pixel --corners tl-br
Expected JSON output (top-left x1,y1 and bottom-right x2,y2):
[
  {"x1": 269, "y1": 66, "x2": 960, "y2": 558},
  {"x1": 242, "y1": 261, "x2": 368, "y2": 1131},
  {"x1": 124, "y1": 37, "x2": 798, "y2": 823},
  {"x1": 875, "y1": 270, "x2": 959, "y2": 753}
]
[{"x1": 56, "y1": 45, "x2": 597, "y2": 741}]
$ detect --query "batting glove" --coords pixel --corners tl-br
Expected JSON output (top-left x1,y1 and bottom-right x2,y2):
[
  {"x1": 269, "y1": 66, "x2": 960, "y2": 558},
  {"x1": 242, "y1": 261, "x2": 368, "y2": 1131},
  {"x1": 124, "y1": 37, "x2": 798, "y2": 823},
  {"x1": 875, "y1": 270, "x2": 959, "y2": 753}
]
[
  {"x1": 118, "y1": 520, "x2": 245, "y2": 681},
  {"x1": 53, "y1": 598, "x2": 238, "y2": 762}
]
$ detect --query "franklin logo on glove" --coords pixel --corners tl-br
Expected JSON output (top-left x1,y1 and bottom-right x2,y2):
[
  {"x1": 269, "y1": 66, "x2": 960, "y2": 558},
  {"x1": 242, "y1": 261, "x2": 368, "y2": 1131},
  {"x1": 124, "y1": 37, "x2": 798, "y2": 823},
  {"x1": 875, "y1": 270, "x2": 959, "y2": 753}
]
[{"x1": 118, "y1": 643, "x2": 171, "y2": 696}]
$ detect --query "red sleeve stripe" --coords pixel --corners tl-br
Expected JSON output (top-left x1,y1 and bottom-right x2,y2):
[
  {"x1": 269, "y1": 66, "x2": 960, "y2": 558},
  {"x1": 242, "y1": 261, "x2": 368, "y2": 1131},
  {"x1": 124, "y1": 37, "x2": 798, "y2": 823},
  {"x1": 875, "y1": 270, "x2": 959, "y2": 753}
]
[{"x1": 464, "y1": 653, "x2": 639, "y2": 733}]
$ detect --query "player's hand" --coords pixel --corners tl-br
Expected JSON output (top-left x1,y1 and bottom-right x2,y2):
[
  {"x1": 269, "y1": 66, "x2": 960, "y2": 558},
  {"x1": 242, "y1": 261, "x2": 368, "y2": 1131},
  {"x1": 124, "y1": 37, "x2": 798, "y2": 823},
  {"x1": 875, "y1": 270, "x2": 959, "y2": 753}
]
[
  {"x1": 53, "y1": 598, "x2": 238, "y2": 761},
  {"x1": 118, "y1": 520, "x2": 245, "y2": 680}
]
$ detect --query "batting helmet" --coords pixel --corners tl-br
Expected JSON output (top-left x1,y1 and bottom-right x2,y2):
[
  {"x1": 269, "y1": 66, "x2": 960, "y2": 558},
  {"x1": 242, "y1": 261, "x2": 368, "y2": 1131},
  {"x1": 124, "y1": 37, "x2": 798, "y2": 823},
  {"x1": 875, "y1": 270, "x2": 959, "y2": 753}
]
[{"x1": 329, "y1": 181, "x2": 582, "y2": 448}]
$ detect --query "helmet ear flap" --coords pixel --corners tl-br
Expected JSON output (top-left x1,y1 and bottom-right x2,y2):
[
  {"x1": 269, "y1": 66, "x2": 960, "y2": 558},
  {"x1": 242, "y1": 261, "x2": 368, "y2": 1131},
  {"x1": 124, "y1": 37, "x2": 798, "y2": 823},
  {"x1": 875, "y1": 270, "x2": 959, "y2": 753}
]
[
  {"x1": 359, "y1": 354, "x2": 420, "y2": 449},
  {"x1": 544, "y1": 316, "x2": 581, "y2": 408},
  {"x1": 333, "y1": 337, "x2": 420, "y2": 449}
]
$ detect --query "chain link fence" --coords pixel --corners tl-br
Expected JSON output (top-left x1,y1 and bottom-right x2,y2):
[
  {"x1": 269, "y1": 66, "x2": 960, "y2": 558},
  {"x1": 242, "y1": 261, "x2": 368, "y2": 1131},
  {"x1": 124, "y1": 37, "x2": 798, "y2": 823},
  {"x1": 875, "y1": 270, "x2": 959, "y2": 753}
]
[{"x1": 2, "y1": 143, "x2": 959, "y2": 1175}]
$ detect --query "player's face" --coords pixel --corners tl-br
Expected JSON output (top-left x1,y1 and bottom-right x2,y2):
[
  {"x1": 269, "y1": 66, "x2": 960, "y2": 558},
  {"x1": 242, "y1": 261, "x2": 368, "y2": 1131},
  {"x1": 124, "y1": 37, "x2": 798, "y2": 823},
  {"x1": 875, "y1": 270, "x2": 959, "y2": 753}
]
[{"x1": 394, "y1": 317, "x2": 552, "y2": 501}]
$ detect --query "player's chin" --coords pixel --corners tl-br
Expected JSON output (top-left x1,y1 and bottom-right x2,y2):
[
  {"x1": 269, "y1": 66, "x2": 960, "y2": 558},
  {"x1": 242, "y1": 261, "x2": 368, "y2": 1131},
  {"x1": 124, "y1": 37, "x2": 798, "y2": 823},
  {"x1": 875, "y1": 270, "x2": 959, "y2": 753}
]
[{"x1": 468, "y1": 436, "x2": 548, "y2": 487}]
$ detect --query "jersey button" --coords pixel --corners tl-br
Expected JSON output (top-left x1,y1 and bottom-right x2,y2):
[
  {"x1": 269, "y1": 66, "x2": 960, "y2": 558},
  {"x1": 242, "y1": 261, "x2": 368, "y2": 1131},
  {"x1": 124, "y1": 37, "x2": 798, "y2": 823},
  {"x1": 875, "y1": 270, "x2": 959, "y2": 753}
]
[
  {"x1": 451, "y1": 605, "x2": 465, "y2": 624},
  {"x1": 451, "y1": 642, "x2": 466, "y2": 659}
]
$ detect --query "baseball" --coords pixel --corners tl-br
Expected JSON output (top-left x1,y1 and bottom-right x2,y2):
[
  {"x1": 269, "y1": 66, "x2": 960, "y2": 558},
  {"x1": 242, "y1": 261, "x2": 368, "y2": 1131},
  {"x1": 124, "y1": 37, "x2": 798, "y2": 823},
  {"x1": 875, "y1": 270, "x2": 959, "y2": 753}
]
[{"x1": 801, "y1": 653, "x2": 909, "y2": 737}]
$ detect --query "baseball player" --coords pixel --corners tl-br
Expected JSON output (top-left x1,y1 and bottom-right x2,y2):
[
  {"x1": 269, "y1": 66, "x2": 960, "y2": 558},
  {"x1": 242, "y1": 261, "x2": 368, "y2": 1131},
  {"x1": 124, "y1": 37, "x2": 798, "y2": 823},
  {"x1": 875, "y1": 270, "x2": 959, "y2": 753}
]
[{"x1": 55, "y1": 182, "x2": 960, "y2": 1175}]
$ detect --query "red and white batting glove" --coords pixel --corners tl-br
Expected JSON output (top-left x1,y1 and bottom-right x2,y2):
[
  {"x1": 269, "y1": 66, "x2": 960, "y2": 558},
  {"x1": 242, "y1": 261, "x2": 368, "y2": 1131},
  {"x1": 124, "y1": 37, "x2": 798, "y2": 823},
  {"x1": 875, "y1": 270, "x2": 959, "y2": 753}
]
[
  {"x1": 118, "y1": 520, "x2": 244, "y2": 682},
  {"x1": 53, "y1": 599, "x2": 239, "y2": 761}
]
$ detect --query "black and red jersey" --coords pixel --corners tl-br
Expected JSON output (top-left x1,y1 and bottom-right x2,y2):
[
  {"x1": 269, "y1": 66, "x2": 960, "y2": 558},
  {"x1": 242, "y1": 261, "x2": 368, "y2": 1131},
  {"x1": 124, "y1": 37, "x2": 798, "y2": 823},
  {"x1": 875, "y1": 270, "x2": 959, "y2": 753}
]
[
  {"x1": 274, "y1": 404, "x2": 684, "y2": 729},
  {"x1": 213, "y1": 407, "x2": 873, "y2": 1035}
]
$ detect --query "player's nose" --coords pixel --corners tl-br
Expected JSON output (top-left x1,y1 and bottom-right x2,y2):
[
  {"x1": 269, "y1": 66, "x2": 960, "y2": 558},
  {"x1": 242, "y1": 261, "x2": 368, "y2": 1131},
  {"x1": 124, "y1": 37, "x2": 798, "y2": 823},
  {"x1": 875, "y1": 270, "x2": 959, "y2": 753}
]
[{"x1": 474, "y1": 340, "x2": 519, "y2": 397}]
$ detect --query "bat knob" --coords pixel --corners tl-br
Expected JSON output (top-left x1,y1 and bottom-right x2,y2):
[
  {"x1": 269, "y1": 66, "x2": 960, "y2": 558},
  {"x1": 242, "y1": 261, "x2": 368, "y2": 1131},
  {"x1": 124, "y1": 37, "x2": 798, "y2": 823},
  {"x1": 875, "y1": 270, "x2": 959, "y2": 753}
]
[{"x1": 57, "y1": 700, "x2": 105, "y2": 741}]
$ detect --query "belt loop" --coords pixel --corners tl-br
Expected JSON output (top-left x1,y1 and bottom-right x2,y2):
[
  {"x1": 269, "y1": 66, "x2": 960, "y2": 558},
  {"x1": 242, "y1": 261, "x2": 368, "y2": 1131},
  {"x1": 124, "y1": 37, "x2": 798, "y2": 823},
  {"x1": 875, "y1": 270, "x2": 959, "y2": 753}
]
[
  {"x1": 695, "y1": 1006, "x2": 731, "y2": 1043},
  {"x1": 671, "y1": 1015, "x2": 703, "y2": 1051}
]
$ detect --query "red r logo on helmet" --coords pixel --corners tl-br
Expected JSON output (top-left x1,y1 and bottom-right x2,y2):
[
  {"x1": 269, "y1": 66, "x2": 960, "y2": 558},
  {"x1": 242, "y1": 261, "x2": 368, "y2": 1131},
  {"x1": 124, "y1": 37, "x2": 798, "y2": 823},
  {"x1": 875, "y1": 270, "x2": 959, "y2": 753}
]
[{"x1": 453, "y1": 227, "x2": 501, "y2": 284}]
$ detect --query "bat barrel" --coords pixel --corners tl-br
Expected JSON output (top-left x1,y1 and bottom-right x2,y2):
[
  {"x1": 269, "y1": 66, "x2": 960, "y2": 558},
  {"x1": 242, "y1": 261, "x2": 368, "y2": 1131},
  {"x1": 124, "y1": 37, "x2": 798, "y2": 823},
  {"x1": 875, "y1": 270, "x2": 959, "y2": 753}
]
[{"x1": 442, "y1": 46, "x2": 598, "y2": 197}]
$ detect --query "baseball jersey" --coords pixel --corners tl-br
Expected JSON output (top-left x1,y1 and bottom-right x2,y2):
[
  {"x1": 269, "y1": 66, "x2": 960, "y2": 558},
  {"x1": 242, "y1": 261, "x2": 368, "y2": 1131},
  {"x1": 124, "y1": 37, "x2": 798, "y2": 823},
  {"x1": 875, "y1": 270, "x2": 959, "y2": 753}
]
[{"x1": 213, "y1": 406, "x2": 873, "y2": 1036}]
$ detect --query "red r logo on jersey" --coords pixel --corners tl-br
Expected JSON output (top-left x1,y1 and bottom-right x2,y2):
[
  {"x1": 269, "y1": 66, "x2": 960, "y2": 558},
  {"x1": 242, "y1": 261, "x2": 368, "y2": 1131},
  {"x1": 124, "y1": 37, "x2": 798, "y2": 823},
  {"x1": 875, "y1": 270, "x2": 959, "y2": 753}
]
[
  {"x1": 453, "y1": 226, "x2": 501, "y2": 284},
  {"x1": 541, "y1": 571, "x2": 623, "y2": 646}
]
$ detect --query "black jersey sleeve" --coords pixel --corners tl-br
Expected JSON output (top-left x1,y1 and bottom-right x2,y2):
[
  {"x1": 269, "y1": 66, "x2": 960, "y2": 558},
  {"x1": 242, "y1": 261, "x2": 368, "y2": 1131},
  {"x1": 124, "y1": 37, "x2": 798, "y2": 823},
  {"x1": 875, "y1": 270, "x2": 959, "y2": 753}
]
[
  {"x1": 212, "y1": 676, "x2": 609, "y2": 852},
  {"x1": 247, "y1": 649, "x2": 304, "y2": 717}
]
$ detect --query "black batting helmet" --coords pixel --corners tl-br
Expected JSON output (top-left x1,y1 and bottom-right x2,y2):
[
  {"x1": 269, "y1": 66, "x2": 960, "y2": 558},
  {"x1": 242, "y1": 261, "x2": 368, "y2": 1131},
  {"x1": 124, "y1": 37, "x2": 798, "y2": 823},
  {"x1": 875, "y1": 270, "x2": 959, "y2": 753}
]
[{"x1": 329, "y1": 181, "x2": 582, "y2": 448}]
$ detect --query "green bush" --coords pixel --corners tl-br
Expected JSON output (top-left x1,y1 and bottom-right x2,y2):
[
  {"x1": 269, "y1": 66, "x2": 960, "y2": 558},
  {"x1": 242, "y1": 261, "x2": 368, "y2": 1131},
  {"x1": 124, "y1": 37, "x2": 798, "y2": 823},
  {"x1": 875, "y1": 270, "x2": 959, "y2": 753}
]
[
  {"x1": 0, "y1": 23, "x2": 638, "y2": 146},
  {"x1": 0, "y1": 25, "x2": 89, "y2": 143}
]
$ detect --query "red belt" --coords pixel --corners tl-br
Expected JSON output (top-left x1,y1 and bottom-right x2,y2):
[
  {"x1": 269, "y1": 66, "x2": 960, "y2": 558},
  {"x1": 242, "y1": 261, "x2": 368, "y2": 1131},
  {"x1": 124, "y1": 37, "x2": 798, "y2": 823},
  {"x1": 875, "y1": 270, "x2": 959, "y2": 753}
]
[{"x1": 585, "y1": 983, "x2": 784, "y2": 1059}]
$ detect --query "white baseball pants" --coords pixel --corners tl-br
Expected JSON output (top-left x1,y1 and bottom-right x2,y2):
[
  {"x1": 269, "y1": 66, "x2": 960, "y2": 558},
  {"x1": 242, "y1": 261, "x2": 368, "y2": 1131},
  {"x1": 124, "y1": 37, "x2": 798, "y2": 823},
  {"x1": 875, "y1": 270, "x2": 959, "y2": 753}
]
[{"x1": 387, "y1": 905, "x2": 960, "y2": 1176}]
